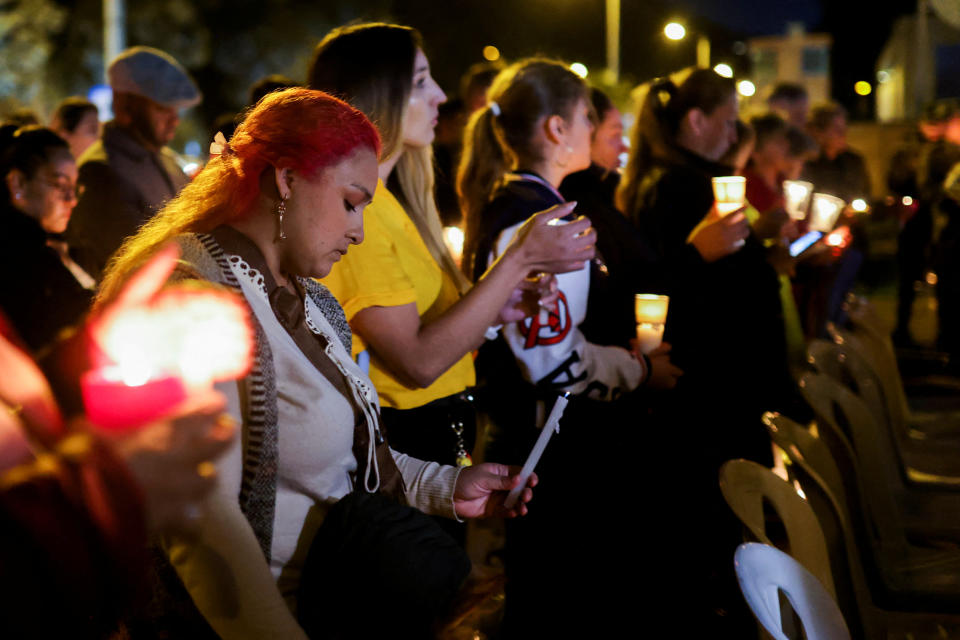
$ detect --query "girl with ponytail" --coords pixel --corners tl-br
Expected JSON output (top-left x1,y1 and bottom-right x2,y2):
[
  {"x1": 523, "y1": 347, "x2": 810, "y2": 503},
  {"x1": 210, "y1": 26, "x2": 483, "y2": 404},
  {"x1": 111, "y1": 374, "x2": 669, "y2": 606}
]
[
  {"x1": 618, "y1": 69, "x2": 805, "y2": 633},
  {"x1": 308, "y1": 25, "x2": 592, "y2": 528},
  {"x1": 457, "y1": 58, "x2": 681, "y2": 636}
]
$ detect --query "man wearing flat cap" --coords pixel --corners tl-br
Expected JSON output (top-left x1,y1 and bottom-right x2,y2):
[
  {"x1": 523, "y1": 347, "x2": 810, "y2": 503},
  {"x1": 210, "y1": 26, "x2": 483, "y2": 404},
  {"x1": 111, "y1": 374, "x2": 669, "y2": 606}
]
[{"x1": 66, "y1": 46, "x2": 201, "y2": 279}]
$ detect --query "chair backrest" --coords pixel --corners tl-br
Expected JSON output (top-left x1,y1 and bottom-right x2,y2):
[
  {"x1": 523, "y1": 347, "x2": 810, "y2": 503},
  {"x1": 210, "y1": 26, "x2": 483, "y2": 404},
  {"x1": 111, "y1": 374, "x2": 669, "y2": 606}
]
[
  {"x1": 829, "y1": 322, "x2": 912, "y2": 442},
  {"x1": 843, "y1": 295, "x2": 891, "y2": 346},
  {"x1": 762, "y1": 412, "x2": 878, "y2": 640},
  {"x1": 719, "y1": 459, "x2": 836, "y2": 597},
  {"x1": 807, "y1": 339, "x2": 889, "y2": 437},
  {"x1": 735, "y1": 543, "x2": 851, "y2": 640},
  {"x1": 798, "y1": 371, "x2": 909, "y2": 555}
]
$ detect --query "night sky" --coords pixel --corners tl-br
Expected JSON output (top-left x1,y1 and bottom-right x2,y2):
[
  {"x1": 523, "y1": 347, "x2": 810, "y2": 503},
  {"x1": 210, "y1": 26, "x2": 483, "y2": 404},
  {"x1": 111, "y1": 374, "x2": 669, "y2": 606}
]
[{"x1": 386, "y1": 0, "x2": 919, "y2": 116}]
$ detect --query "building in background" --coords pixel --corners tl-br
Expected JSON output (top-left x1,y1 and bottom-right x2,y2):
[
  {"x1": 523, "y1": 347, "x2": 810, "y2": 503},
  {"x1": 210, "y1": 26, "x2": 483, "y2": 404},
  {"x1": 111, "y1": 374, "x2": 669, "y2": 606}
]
[
  {"x1": 875, "y1": 3, "x2": 960, "y2": 123},
  {"x1": 747, "y1": 23, "x2": 832, "y2": 111}
]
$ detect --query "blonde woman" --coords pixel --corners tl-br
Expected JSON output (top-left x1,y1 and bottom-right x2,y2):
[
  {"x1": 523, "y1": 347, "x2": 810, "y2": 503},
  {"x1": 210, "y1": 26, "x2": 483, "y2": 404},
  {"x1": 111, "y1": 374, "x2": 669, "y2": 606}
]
[{"x1": 308, "y1": 23, "x2": 595, "y2": 479}]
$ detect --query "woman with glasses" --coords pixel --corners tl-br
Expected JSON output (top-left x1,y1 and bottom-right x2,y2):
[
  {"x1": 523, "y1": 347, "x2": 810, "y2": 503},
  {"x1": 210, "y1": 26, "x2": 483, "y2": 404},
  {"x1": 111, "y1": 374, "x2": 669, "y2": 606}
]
[{"x1": 0, "y1": 124, "x2": 95, "y2": 352}]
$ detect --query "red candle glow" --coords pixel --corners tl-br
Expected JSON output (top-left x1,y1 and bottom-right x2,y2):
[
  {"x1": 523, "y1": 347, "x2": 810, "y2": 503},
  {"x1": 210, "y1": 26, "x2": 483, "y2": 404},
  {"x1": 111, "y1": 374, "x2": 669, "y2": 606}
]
[
  {"x1": 82, "y1": 367, "x2": 187, "y2": 431},
  {"x1": 83, "y1": 251, "x2": 254, "y2": 431}
]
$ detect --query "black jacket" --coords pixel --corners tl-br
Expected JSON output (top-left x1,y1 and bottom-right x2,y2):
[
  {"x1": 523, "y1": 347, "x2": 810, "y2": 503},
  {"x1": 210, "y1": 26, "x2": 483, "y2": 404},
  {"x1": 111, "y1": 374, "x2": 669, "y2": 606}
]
[
  {"x1": 628, "y1": 149, "x2": 793, "y2": 458},
  {"x1": 560, "y1": 164, "x2": 659, "y2": 348},
  {"x1": 0, "y1": 204, "x2": 94, "y2": 353}
]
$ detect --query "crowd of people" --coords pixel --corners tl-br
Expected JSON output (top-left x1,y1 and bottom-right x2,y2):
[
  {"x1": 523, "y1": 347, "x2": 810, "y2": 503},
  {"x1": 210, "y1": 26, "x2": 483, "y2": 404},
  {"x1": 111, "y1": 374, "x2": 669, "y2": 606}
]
[{"x1": 0, "y1": 18, "x2": 953, "y2": 639}]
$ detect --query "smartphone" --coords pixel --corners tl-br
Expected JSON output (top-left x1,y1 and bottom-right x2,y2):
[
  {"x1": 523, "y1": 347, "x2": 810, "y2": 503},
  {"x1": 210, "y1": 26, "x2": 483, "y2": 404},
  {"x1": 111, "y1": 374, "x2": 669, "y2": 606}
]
[{"x1": 789, "y1": 231, "x2": 823, "y2": 257}]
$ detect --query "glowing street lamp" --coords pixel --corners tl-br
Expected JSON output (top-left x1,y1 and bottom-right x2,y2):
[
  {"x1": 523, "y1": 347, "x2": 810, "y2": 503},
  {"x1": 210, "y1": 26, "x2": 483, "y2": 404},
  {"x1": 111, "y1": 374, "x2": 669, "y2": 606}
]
[
  {"x1": 664, "y1": 22, "x2": 686, "y2": 40},
  {"x1": 483, "y1": 45, "x2": 500, "y2": 62},
  {"x1": 854, "y1": 81, "x2": 872, "y2": 96},
  {"x1": 737, "y1": 80, "x2": 756, "y2": 97},
  {"x1": 570, "y1": 62, "x2": 588, "y2": 78},
  {"x1": 663, "y1": 21, "x2": 710, "y2": 68}
]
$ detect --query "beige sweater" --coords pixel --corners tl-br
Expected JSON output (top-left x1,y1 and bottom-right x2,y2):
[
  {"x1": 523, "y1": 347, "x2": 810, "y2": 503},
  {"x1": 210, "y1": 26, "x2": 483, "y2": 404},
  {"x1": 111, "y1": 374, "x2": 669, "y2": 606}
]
[{"x1": 165, "y1": 243, "x2": 460, "y2": 639}]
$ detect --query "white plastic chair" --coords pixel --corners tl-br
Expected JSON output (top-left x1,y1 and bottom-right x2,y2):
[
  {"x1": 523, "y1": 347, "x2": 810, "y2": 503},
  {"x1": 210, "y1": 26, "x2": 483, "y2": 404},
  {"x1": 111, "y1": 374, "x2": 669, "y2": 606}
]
[
  {"x1": 734, "y1": 542, "x2": 851, "y2": 640},
  {"x1": 719, "y1": 459, "x2": 835, "y2": 598}
]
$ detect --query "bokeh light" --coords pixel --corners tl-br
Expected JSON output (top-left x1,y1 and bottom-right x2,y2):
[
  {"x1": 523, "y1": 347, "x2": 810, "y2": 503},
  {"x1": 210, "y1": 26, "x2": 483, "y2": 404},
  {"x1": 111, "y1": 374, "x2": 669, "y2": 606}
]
[
  {"x1": 483, "y1": 45, "x2": 500, "y2": 62},
  {"x1": 664, "y1": 22, "x2": 686, "y2": 40},
  {"x1": 737, "y1": 80, "x2": 756, "y2": 97},
  {"x1": 713, "y1": 63, "x2": 733, "y2": 78}
]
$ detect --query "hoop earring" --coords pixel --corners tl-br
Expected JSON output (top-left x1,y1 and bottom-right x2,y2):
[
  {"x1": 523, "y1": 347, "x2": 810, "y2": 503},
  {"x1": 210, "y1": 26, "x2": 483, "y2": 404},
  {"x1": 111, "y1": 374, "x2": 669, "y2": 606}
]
[
  {"x1": 275, "y1": 195, "x2": 288, "y2": 242},
  {"x1": 555, "y1": 144, "x2": 573, "y2": 169}
]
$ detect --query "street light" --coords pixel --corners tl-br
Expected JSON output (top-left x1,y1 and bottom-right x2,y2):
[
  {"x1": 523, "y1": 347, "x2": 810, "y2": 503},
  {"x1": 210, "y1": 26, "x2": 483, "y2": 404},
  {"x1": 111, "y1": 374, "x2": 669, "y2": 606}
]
[
  {"x1": 664, "y1": 22, "x2": 686, "y2": 40},
  {"x1": 663, "y1": 21, "x2": 710, "y2": 68}
]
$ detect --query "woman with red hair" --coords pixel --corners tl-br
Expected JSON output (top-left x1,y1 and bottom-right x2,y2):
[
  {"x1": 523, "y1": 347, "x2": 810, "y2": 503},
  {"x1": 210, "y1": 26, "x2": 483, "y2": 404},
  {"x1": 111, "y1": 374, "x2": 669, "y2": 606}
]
[{"x1": 100, "y1": 88, "x2": 536, "y2": 638}]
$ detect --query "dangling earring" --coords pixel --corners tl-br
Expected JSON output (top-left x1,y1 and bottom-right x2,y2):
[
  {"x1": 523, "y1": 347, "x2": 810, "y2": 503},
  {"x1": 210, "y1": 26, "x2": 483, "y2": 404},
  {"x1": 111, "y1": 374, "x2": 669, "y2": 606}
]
[
  {"x1": 275, "y1": 194, "x2": 288, "y2": 242},
  {"x1": 555, "y1": 144, "x2": 573, "y2": 169}
]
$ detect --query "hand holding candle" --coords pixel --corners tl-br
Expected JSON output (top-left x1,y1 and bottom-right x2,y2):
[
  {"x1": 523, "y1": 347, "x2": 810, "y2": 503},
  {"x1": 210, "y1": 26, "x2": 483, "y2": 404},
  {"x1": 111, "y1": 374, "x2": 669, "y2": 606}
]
[
  {"x1": 107, "y1": 388, "x2": 236, "y2": 532},
  {"x1": 83, "y1": 245, "x2": 254, "y2": 431},
  {"x1": 690, "y1": 211, "x2": 750, "y2": 262},
  {"x1": 502, "y1": 392, "x2": 569, "y2": 510}
]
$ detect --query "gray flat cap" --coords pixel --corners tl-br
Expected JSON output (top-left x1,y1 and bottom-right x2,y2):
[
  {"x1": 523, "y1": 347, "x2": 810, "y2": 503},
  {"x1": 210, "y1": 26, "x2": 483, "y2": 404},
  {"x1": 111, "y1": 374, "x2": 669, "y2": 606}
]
[{"x1": 108, "y1": 46, "x2": 202, "y2": 109}]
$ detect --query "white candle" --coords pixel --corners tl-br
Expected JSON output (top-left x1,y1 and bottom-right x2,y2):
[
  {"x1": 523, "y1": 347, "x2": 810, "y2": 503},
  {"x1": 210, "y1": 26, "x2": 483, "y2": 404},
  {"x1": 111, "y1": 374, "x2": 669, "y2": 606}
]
[
  {"x1": 712, "y1": 176, "x2": 746, "y2": 217},
  {"x1": 504, "y1": 393, "x2": 570, "y2": 509},
  {"x1": 636, "y1": 323, "x2": 664, "y2": 355},
  {"x1": 634, "y1": 294, "x2": 669, "y2": 325},
  {"x1": 809, "y1": 193, "x2": 846, "y2": 232},
  {"x1": 783, "y1": 180, "x2": 813, "y2": 220}
]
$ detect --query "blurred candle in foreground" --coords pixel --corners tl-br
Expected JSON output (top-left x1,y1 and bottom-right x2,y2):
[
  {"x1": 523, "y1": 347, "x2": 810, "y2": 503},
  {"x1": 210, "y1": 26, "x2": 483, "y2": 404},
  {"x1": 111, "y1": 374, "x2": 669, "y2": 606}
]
[
  {"x1": 783, "y1": 180, "x2": 813, "y2": 220},
  {"x1": 83, "y1": 286, "x2": 254, "y2": 431},
  {"x1": 635, "y1": 294, "x2": 669, "y2": 354},
  {"x1": 809, "y1": 193, "x2": 846, "y2": 232},
  {"x1": 443, "y1": 225, "x2": 465, "y2": 265},
  {"x1": 712, "y1": 176, "x2": 747, "y2": 216},
  {"x1": 82, "y1": 368, "x2": 187, "y2": 431}
]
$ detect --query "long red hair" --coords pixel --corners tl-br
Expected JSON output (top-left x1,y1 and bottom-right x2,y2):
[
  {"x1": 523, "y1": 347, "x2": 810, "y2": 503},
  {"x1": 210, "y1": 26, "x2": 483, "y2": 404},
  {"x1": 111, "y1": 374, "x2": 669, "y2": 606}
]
[{"x1": 98, "y1": 88, "x2": 380, "y2": 304}]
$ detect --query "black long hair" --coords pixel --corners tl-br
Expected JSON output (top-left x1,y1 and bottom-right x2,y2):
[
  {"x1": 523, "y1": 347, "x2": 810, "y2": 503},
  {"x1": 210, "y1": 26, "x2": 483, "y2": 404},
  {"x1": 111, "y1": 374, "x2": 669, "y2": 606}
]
[
  {"x1": 0, "y1": 125, "x2": 70, "y2": 204},
  {"x1": 617, "y1": 68, "x2": 735, "y2": 215}
]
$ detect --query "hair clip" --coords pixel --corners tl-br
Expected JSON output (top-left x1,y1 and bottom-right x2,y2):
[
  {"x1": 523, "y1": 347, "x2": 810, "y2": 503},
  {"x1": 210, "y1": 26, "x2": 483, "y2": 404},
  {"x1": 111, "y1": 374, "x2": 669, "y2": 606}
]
[{"x1": 209, "y1": 131, "x2": 231, "y2": 158}]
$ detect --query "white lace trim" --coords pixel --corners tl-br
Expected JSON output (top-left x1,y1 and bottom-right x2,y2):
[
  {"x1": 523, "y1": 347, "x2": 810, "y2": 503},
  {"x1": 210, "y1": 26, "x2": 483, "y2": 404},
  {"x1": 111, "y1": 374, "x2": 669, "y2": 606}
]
[
  {"x1": 226, "y1": 254, "x2": 268, "y2": 298},
  {"x1": 301, "y1": 291, "x2": 376, "y2": 403},
  {"x1": 227, "y1": 255, "x2": 377, "y2": 405}
]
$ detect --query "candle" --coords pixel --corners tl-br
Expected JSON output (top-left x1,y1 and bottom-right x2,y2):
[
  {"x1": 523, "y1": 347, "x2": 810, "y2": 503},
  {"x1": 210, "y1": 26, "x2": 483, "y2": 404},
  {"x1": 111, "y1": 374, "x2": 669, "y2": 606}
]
[
  {"x1": 634, "y1": 294, "x2": 669, "y2": 325},
  {"x1": 442, "y1": 225, "x2": 465, "y2": 265},
  {"x1": 504, "y1": 393, "x2": 569, "y2": 509},
  {"x1": 84, "y1": 283, "x2": 254, "y2": 431},
  {"x1": 809, "y1": 193, "x2": 846, "y2": 232},
  {"x1": 712, "y1": 176, "x2": 747, "y2": 217},
  {"x1": 82, "y1": 366, "x2": 187, "y2": 431},
  {"x1": 634, "y1": 293, "x2": 668, "y2": 355},
  {"x1": 635, "y1": 323, "x2": 665, "y2": 355},
  {"x1": 783, "y1": 180, "x2": 813, "y2": 220}
]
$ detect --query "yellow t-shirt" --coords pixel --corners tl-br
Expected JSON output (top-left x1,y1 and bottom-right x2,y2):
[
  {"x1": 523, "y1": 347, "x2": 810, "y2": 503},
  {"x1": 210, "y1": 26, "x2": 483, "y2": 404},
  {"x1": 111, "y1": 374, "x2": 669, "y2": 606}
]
[{"x1": 322, "y1": 181, "x2": 475, "y2": 409}]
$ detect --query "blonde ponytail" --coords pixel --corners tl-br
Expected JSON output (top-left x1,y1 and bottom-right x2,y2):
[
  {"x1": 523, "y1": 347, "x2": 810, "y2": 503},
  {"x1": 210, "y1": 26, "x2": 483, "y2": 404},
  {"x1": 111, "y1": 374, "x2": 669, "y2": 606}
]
[{"x1": 395, "y1": 145, "x2": 472, "y2": 294}]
